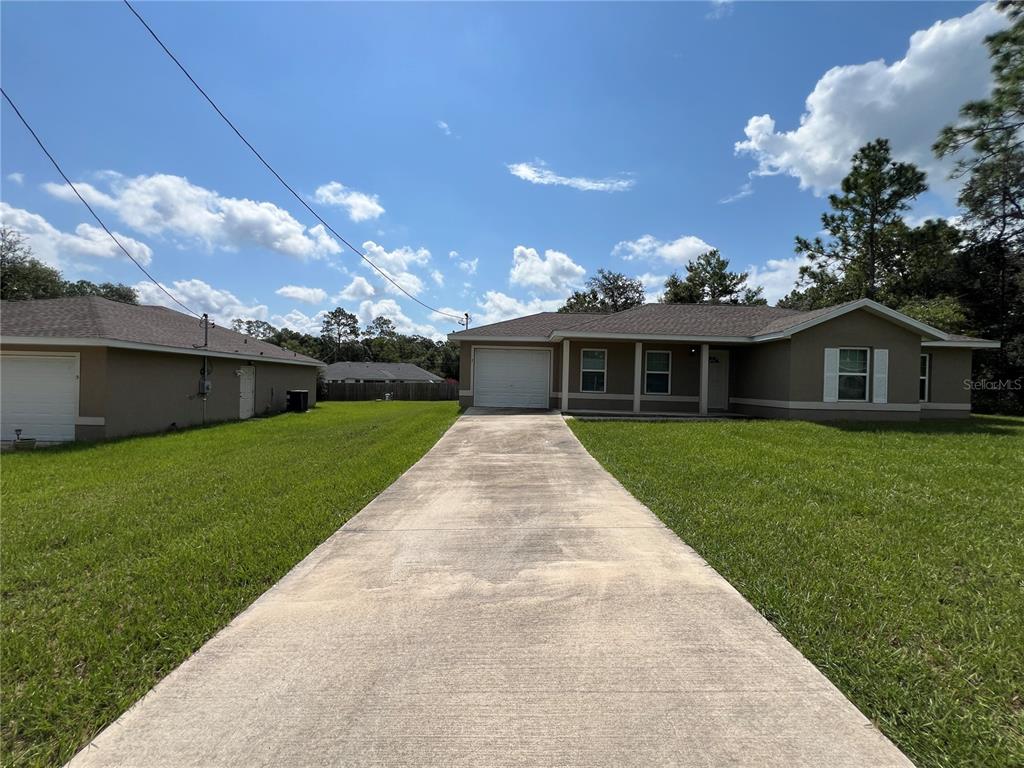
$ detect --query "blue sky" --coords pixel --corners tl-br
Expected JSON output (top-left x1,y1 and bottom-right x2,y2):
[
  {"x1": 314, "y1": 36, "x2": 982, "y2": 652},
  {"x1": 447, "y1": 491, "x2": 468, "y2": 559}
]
[{"x1": 0, "y1": 1, "x2": 1008, "y2": 338}]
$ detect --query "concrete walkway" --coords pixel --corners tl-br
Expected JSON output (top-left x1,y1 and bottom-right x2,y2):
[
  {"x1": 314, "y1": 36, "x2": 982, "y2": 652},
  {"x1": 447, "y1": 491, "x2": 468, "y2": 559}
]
[{"x1": 69, "y1": 410, "x2": 911, "y2": 768}]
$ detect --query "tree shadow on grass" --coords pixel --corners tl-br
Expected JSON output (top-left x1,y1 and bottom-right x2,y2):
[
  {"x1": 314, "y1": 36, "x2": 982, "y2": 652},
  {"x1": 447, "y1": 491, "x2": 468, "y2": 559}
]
[{"x1": 823, "y1": 415, "x2": 1024, "y2": 437}]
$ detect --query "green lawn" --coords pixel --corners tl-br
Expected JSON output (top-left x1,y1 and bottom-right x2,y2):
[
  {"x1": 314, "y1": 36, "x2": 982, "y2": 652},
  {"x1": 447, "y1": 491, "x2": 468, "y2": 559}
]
[
  {"x1": 1, "y1": 401, "x2": 458, "y2": 768},
  {"x1": 569, "y1": 415, "x2": 1024, "y2": 768}
]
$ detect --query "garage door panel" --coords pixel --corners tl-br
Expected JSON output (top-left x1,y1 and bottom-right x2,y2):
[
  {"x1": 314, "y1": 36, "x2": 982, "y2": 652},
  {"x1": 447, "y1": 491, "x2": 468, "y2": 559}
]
[
  {"x1": 474, "y1": 348, "x2": 550, "y2": 409},
  {"x1": 1, "y1": 355, "x2": 78, "y2": 441}
]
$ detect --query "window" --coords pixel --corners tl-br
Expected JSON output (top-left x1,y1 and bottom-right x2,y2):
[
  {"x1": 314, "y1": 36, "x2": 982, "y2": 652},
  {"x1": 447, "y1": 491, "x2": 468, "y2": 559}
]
[
  {"x1": 644, "y1": 350, "x2": 671, "y2": 394},
  {"x1": 838, "y1": 348, "x2": 869, "y2": 401},
  {"x1": 580, "y1": 349, "x2": 606, "y2": 393},
  {"x1": 919, "y1": 353, "x2": 930, "y2": 402}
]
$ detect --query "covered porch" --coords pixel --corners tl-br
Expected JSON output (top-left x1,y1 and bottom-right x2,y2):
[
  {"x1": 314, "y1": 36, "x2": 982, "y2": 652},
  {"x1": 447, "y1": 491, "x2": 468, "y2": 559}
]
[{"x1": 555, "y1": 338, "x2": 737, "y2": 417}]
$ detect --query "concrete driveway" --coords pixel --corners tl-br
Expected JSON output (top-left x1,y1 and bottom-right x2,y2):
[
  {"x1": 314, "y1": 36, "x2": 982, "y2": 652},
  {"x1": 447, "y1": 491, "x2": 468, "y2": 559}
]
[{"x1": 69, "y1": 410, "x2": 911, "y2": 768}]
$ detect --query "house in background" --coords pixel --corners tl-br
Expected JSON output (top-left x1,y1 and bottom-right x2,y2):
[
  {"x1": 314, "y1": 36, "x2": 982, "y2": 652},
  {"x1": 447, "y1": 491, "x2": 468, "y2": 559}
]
[
  {"x1": 322, "y1": 361, "x2": 443, "y2": 384},
  {"x1": 448, "y1": 298, "x2": 998, "y2": 421},
  {"x1": 0, "y1": 296, "x2": 321, "y2": 444}
]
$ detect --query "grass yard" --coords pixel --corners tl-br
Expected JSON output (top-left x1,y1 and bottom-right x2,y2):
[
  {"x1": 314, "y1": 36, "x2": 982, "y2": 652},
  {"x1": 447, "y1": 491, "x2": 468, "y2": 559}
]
[
  {"x1": 569, "y1": 415, "x2": 1024, "y2": 768},
  {"x1": 1, "y1": 401, "x2": 458, "y2": 768}
]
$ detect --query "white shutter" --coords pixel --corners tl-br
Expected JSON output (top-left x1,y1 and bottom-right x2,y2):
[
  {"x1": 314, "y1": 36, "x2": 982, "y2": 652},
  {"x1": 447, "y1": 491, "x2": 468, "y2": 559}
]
[
  {"x1": 872, "y1": 349, "x2": 889, "y2": 403},
  {"x1": 823, "y1": 348, "x2": 839, "y2": 402}
]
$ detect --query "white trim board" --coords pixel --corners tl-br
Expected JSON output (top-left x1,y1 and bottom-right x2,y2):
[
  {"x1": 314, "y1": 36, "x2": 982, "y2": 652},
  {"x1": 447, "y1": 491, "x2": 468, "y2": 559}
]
[
  {"x1": 922, "y1": 340, "x2": 1001, "y2": 349},
  {"x1": 551, "y1": 392, "x2": 698, "y2": 403},
  {"x1": 730, "y1": 397, "x2": 921, "y2": 412},
  {"x1": 1, "y1": 336, "x2": 321, "y2": 367}
]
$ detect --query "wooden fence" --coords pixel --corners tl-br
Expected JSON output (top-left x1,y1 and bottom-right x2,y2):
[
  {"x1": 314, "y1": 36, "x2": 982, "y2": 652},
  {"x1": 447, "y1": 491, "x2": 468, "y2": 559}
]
[{"x1": 324, "y1": 381, "x2": 459, "y2": 402}]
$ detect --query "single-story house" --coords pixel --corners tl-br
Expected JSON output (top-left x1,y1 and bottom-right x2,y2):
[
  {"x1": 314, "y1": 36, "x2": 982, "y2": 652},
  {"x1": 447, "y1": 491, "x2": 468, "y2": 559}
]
[
  {"x1": 322, "y1": 361, "x2": 443, "y2": 384},
  {"x1": 1, "y1": 296, "x2": 321, "y2": 444},
  {"x1": 448, "y1": 299, "x2": 998, "y2": 421}
]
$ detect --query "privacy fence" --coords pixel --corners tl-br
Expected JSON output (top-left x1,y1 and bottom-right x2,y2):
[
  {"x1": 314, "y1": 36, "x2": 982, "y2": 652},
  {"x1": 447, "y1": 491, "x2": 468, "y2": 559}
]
[{"x1": 324, "y1": 381, "x2": 459, "y2": 402}]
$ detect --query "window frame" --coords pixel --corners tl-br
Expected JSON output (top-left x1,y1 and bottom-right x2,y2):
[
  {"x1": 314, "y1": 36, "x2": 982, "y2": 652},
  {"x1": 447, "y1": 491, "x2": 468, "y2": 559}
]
[
  {"x1": 919, "y1": 353, "x2": 930, "y2": 403},
  {"x1": 643, "y1": 349, "x2": 672, "y2": 395},
  {"x1": 579, "y1": 348, "x2": 607, "y2": 394},
  {"x1": 837, "y1": 347, "x2": 870, "y2": 402}
]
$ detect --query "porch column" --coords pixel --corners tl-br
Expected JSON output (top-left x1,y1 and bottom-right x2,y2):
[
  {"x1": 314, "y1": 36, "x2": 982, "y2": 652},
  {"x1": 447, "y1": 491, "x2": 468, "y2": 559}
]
[
  {"x1": 561, "y1": 339, "x2": 570, "y2": 412},
  {"x1": 699, "y1": 343, "x2": 710, "y2": 416},
  {"x1": 633, "y1": 342, "x2": 642, "y2": 413}
]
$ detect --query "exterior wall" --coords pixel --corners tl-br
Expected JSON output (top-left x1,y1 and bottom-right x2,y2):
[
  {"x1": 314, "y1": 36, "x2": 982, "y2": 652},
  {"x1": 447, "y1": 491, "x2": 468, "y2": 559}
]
[
  {"x1": 789, "y1": 309, "x2": 921, "y2": 404},
  {"x1": 732, "y1": 310, "x2": 926, "y2": 421},
  {"x1": 921, "y1": 347, "x2": 973, "y2": 419},
  {"x1": 104, "y1": 349, "x2": 318, "y2": 439},
  {"x1": 730, "y1": 341, "x2": 791, "y2": 401}
]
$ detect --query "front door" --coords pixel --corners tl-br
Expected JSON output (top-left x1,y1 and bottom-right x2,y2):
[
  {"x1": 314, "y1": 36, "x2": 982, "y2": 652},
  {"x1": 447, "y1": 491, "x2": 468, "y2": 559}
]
[
  {"x1": 239, "y1": 366, "x2": 256, "y2": 419},
  {"x1": 708, "y1": 350, "x2": 730, "y2": 411}
]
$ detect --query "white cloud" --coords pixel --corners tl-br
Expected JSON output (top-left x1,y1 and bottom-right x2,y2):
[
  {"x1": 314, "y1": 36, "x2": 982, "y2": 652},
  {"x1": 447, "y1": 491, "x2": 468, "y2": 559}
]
[
  {"x1": 431, "y1": 306, "x2": 466, "y2": 324},
  {"x1": 474, "y1": 290, "x2": 563, "y2": 326},
  {"x1": 707, "y1": 0, "x2": 733, "y2": 20},
  {"x1": 313, "y1": 181, "x2": 385, "y2": 222},
  {"x1": 430, "y1": 269, "x2": 445, "y2": 287},
  {"x1": 6, "y1": 172, "x2": 24, "y2": 185},
  {"x1": 436, "y1": 120, "x2": 452, "y2": 136},
  {"x1": 507, "y1": 159, "x2": 635, "y2": 193},
  {"x1": 357, "y1": 298, "x2": 442, "y2": 340},
  {"x1": 338, "y1": 275, "x2": 376, "y2": 301},
  {"x1": 44, "y1": 173, "x2": 340, "y2": 260},
  {"x1": 612, "y1": 234, "x2": 715, "y2": 265},
  {"x1": 509, "y1": 245, "x2": 586, "y2": 294},
  {"x1": 275, "y1": 285, "x2": 328, "y2": 305},
  {"x1": 719, "y1": 180, "x2": 754, "y2": 204},
  {"x1": 744, "y1": 256, "x2": 811, "y2": 304},
  {"x1": 734, "y1": 3, "x2": 1007, "y2": 198},
  {"x1": 271, "y1": 308, "x2": 329, "y2": 334},
  {"x1": 449, "y1": 249, "x2": 478, "y2": 276},
  {"x1": 0, "y1": 202, "x2": 153, "y2": 270},
  {"x1": 636, "y1": 272, "x2": 668, "y2": 304},
  {"x1": 360, "y1": 240, "x2": 430, "y2": 296},
  {"x1": 134, "y1": 278, "x2": 268, "y2": 326}
]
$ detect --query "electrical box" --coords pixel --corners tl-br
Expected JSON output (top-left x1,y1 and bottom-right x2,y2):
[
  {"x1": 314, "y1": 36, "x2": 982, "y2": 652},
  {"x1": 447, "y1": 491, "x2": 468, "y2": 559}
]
[{"x1": 199, "y1": 379, "x2": 212, "y2": 395}]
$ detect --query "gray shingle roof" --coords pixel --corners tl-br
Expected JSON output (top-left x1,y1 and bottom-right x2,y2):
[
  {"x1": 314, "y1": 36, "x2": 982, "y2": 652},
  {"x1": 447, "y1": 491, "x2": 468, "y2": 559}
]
[
  {"x1": 450, "y1": 312, "x2": 606, "y2": 338},
  {"x1": 0, "y1": 297, "x2": 322, "y2": 365},
  {"x1": 448, "y1": 300, "x2": 994, "y2": 343},
  {"x1": 451, "y1": 305, "x2": 812, "y2": 339},
  {"x1": 568, "y1": 303, "x2": 808, "y2": 337},
  {"x1": 323, "y1": 361, "x2": 443, "y2": 382}
]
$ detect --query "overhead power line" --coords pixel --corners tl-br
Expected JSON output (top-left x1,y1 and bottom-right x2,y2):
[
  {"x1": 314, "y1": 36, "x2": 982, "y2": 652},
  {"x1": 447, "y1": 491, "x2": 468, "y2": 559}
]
[
  {"x1": 1, "y1": 87, "x2": 201, "y2": 318},
  {"x1": 123, "y1": 0, "x2": 466, "y2": 323}
]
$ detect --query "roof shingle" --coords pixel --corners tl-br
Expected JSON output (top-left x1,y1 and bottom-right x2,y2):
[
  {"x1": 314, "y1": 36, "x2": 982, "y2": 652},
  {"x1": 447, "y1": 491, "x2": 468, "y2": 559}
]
[
  {"x1": 0, "y1": 297, "x2": 322, "y2": 365},
  {"x1": 323, "y1": 361, "x2": 442, "y2": 382}
]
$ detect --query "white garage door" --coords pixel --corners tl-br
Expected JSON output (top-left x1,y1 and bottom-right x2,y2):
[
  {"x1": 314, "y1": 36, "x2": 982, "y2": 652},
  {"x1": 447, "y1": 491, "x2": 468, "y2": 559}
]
[
  {"x1": 1, "y1": 354, "x2": 78, "y2": 442},
  {"x1": 474, "y1": 348, "x2": 550, "y2": 409}
]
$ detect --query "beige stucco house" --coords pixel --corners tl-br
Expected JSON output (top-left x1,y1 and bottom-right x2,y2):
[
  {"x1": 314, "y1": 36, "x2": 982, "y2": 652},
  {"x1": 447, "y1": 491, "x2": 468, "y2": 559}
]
[
  {"x1": 1, "y1": 297, "x2": 321, "y2": 444},
  {"x1": 449, "y1": 299, "x2": 998, "y2": 421}
]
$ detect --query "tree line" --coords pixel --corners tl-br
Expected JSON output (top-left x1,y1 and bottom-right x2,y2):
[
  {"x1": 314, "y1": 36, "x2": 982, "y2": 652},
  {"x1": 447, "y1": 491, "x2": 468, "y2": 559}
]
[
  {"x1": 560, "y1": 5, "x2": 1021, "y2": 412},
  {"x1": 231, "y1": 311, "x2": 460, "y2": 381},
  {"x1": 0, "y1": 227, "x2": 140, "y2": 304}
]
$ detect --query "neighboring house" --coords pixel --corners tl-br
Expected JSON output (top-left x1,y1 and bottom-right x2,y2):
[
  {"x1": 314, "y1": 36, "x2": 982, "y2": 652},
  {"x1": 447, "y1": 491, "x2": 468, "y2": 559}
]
[
  {"x1": 448, "y1": 299, "x2": 998, "y2": 421},
  {"x1": 0, "y1": 297, "x2": 321, "y2": 444},
  {"x1": 322, "y1": 361, "x2": 443, "y2": 384}
]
